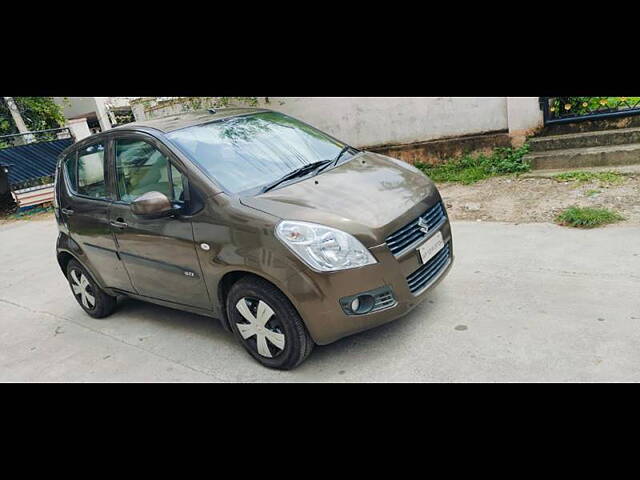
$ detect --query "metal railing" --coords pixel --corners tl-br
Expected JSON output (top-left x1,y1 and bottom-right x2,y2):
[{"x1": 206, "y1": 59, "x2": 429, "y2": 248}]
[
  {"x1": 0, "y1": 127, "x2": 72, "y2": 149},
  {"x1": 540, "y1": 97, "x2": 640, "y2": 125}
]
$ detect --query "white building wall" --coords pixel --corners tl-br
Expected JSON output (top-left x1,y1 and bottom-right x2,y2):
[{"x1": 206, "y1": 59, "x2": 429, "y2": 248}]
[
  {"x1": 258, "y1": 97, "x2": 509, "y2": 148},
  {"x1": 507, "y1": 97, "x2": 545, "y2": 139},
  {"x1": 54, "y1": 97, "x2": 135, "y2": 132},
  {"x1": 130, "y1": 97, "x2": 544, "y2": 150}
]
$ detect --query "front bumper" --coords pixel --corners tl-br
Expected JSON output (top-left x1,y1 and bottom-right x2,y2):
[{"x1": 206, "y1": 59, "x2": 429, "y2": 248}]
[{"x1": 290, "y1": 220, "x2": 454, "y2": 345}]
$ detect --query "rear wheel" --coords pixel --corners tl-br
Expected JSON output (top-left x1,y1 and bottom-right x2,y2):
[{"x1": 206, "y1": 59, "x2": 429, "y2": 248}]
[
  {"x1": 66, "y1": 259, "x2": 117, "y2": 319},
  {"x1": 227, "y1": 276, "x2": 314, "y2": 370}
]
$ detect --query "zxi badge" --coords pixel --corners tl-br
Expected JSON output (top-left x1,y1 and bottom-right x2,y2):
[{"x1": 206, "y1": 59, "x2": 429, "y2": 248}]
[{"x1": 417, "y1": 217, "x2": 430, "y2": 234}]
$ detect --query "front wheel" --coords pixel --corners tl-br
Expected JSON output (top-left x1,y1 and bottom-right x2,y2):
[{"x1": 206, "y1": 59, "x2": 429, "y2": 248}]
[{"x1": 227, "y1": 276, "x2": 314, "y2": 370}]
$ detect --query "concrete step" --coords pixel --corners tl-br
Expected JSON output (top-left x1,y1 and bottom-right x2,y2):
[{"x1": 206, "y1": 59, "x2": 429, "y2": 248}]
[
  {"x1": 529, "y1": 127, "x2": 640, "y2": 152},
  {"x1": 524, "y1": 143, "x2": 640, "y2": 171}
]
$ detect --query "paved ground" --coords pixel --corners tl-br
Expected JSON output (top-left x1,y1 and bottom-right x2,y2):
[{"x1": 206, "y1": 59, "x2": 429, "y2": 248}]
[{"x1": 1, "y1": 218, "x2": 639, "y2": 382}]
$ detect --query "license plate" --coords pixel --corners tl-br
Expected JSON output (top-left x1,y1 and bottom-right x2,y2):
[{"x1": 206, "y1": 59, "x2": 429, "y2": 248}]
[{"x1": 418, "y1": 231, "x2": 445, "y2": 264}]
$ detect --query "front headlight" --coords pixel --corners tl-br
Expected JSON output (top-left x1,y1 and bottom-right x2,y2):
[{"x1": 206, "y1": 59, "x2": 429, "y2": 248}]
[{"x1": 276, "y1": 221, "x2": 377, "y2": 272}]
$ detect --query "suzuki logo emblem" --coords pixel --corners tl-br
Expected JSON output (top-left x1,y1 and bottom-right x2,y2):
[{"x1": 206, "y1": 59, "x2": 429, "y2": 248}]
[{"x1": 417, "y1": 217, "x2": 429, "y2": 234}]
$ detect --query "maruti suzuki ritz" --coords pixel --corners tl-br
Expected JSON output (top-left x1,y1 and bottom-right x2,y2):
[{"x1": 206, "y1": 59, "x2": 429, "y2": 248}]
[{"x1": 54, "y1": 108, "x2": 453, "y2": 369}]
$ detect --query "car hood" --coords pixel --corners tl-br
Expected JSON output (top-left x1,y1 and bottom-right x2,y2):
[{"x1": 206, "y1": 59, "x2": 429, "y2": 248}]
[{"x1": 240, "y1": 152, "x2": 441, "y2": 247}]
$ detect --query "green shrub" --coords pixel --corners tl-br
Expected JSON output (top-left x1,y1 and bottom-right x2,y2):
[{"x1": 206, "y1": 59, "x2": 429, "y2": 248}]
[
  {"x1": 550, "y1": 97, "x2": 640, "y2": 116},
  {"x1": 415, "y1": 144, "x2": 531, "y2": 184},
  {"x1": 556, "y1": 206, "x2": 624, "y2": 228}
]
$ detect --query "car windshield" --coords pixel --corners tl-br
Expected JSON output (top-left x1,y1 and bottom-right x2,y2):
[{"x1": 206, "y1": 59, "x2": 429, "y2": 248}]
[{"x1": 166, "y1": 112, "x2": 356, "y2": 195}]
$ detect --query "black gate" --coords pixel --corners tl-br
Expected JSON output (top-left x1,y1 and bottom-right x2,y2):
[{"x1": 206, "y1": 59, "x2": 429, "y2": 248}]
[{"x1": 540, "y1": 97, "x2": 640, "y2": 125}]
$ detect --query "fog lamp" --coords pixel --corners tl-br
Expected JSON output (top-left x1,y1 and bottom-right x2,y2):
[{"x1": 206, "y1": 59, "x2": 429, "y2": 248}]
[{"x1": 351, "y1": 298, "x2": 360, "y2": 312}]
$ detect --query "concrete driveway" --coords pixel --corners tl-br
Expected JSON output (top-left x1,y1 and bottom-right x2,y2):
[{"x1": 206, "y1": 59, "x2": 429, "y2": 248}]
[{"x1": 1, "y1": 217, "x2": 639, "y2": 382}]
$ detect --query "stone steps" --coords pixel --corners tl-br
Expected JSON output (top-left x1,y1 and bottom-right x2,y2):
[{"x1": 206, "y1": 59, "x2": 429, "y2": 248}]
[{"x1": 524, "y1": 143, "x2": 640, "y2": 171}]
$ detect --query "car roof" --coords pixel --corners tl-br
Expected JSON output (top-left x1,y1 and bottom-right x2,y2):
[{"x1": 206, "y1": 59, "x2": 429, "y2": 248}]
[
  {"x1": 111, "y1": 107, "x2": 271, "y2": 134},
  {"x1": 59, "y1": 107, "x2": 273, "y2": 159}
]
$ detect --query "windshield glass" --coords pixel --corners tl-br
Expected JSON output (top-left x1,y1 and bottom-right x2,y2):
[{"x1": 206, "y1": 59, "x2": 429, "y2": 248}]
[{"x1": 166, "y1": 112, "x2": 355, "y2": 195}]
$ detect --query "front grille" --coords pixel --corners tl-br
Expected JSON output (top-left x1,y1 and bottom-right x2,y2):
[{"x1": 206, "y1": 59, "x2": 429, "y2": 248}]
[
  {"x1": 386, "y1": 202, "x2": 446, "y2": 256},
  {"x1": 406, "y1": 243, "x2": 451, "y2": 295}
]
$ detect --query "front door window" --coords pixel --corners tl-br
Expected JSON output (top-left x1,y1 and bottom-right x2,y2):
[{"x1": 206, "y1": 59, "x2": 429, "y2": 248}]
[{"x1": 115, "y1": 139, "x2": 179, "y2": 203}]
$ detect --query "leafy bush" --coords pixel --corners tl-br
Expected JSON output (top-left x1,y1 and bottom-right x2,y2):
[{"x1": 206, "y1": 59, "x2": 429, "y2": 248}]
[
  {"x1": 0, "y1": 97, "x2": 65, "y2": 137},
  {"x1": 415, "y1": 144, "x2": 531, "y2": 184},
  {"x1": 556, "y1": 206, "x2": 624, "y2": 228},
  {"x1": 550, "y1": 97, "x2": 640, "y2": 116}
]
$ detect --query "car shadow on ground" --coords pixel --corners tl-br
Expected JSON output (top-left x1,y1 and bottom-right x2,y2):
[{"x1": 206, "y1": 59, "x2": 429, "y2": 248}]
[
  {"x1": 105, "y1": 291, "x2": 442, "y2": 379},
  {"x1": 112, "y1": 296, "x2": 232, "y2": 339}
]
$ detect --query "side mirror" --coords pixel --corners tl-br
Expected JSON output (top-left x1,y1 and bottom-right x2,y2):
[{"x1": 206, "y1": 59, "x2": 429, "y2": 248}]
[{"x1": 131, "y1": 191, "x2": 173, "y2": 219}]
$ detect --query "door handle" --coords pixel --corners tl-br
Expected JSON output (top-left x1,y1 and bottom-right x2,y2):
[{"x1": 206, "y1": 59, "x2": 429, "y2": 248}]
[
  {"x1": 61, "y1": 208, "x2": 74, "y2": 216},
  {"x1": 110, "y1": 220, "x2": 128, "y2": 229}
]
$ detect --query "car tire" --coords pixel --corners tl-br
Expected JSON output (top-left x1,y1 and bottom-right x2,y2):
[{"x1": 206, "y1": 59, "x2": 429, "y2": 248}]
[
  {"x1": 227, "y1": 276, "x2": 314, "y2": 370},
  {"x1": 66, "y1": 259, "x2": 117, "y2": 319}
]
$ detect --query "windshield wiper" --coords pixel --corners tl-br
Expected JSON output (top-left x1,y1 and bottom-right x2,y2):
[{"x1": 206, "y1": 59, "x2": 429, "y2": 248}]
[
  {"x1": 316, "y1": 145, "x2": 353, "y2": 175},
  {"x1": 332, "y1": 145, "x2": 352, "y2": 167},
  {"x1": 261, "y1": 160, "x2": 332, "y2": 193}
]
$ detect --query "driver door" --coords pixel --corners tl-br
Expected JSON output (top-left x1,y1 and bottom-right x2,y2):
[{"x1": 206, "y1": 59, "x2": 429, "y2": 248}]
[{"x1": 108, "y1": 133, "x2": 211, "y2": 309}]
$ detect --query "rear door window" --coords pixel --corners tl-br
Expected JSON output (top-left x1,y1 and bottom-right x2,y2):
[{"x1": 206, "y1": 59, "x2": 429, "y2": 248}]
[{"x1": 77, "y1": 143, "x2": 107, "y2": 199}]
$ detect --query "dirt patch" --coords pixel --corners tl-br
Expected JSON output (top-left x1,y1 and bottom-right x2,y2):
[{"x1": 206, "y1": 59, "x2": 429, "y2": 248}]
[{"x1": 438, "y1": 175, "x2": 640, "y2": 225}]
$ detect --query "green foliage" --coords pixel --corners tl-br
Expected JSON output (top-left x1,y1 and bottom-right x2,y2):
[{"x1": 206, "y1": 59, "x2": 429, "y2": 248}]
[
  {"x1": 415, "y1": 144, "x2": 531, "y2": 184},
  {"x1": 553, "y1": 170, "x2": 625, "y2": 185},
  {"x1": 556, "y1": 206, "x2": 624, "y2": 228},
  {"x1": 0, "y1": 97, "x2": 65, "y2": 136},
  {"x1": 550, "y1": 97, "x2": 640, "y2": 116}
]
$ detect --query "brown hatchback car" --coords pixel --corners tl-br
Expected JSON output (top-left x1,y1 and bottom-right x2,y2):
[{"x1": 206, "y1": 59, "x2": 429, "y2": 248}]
[{"x1": 54, "y1": 108, "x2": 453, "y2": 369}]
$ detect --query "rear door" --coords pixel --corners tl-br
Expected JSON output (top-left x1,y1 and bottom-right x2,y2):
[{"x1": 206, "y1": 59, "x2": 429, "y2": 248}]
[
  {"x1": 59, "y1": 142, "x2": 134, "y2": 292},
  {"x1": 107, "y1": 133, "x2": 211, "y2": 309}
]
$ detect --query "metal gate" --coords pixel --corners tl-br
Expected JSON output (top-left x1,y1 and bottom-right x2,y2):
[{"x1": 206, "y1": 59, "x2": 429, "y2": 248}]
[{"x1": 540, "y1": 97, "x2": 640, "y2": 125}]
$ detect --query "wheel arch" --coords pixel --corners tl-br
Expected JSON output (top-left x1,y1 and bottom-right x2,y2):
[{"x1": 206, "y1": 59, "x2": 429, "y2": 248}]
[
  {"x1": 217, "y1": 269, "x2": 303, "y2": 333},
  {"x1": 57, "y1": 250, "x2": 78, "y2": 275},
  {"x1": 56, "y1": 249, "x2": 106, "y2": 291}
]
